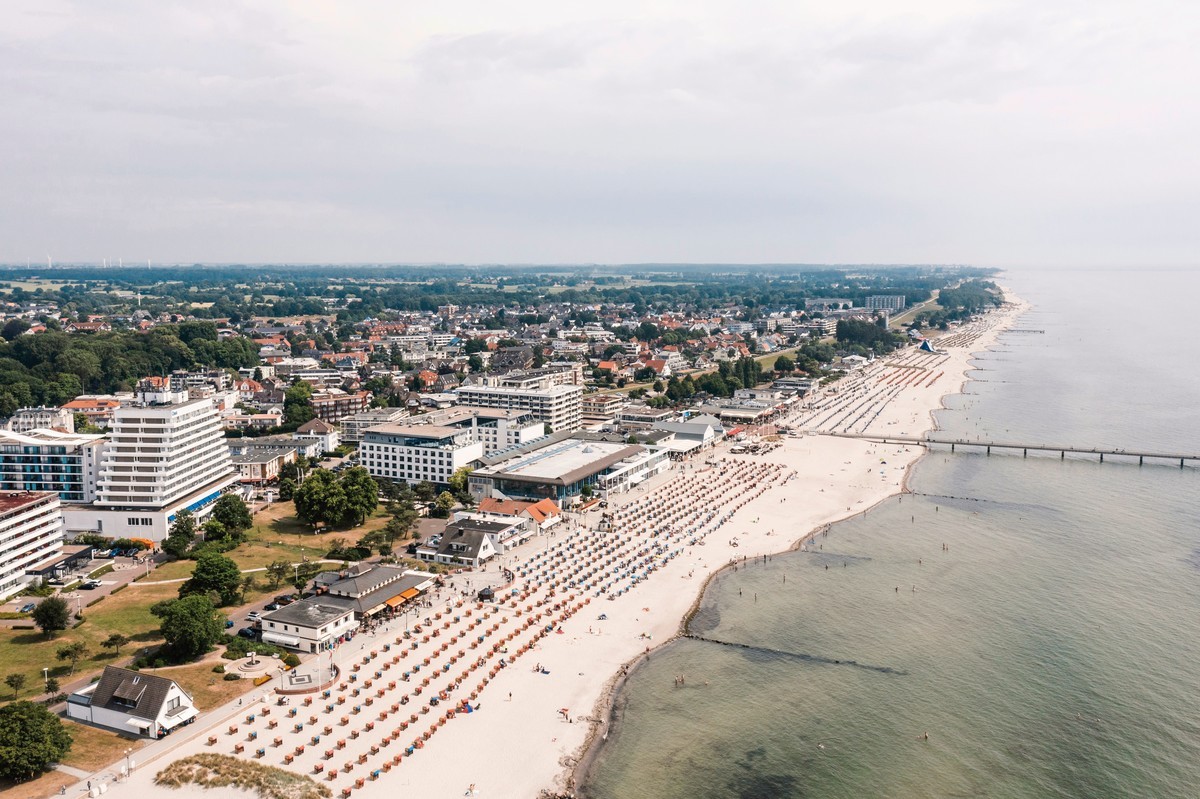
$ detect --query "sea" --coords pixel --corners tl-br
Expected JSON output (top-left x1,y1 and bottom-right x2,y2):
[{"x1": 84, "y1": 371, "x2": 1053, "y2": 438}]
[{"x1": 580, "y1": 268, "x2": 1200, "y2": 799}]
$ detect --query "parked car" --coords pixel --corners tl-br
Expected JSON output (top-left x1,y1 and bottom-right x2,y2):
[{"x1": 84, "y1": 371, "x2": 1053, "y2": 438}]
[
  {"x1": 274, "y1": 594, "x2": 296, "y2": 606},
  {"x1": 19, "y1": 603, "x2": 35, "y2": 613},
  {"x1": 247, "y1": 611, "x2": 261, "y2": 622},
  {"x1": 237, "y1": 627, "x2": 259, "y2": 640},
  {"x1": 264, "y1": 603, "x2": 280, "y2": 612},
  {"x1": 79, "y1": 580, "x2": 99, "y2": 590},
  {"x1": 224, "y1": 620, "x2": 235, "y2": 629}
]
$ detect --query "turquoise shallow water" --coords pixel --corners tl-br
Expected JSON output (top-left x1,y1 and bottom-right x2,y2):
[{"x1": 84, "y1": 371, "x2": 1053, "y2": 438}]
[{"x1": 581, "y1": 268, "x2": 1200, "y2": 799}]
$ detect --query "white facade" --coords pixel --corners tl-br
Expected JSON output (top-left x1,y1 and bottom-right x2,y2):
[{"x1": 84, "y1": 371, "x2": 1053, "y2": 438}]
[
  {"x1": 425, "y1": 407, "x2": 546, "y2": 455},
  {"x1": 66, "y1": 666, "x2": 198, "y2": 738},
  {"x1": 259, "y1": 600, "x2": 357, "y2": 653},
  {"x1": 96, "y1": 398, "x2": 236, "y2": 510},
  {"x1": 6, "y1": 406, "x2": 74, "y2": 433},
  {"x1": 0, "y1": 428, "x2": 105, "y2": 503},
  {"x1": 360, "y1": 424, "x2": 484, "y2": 486},
  {"x1": 0, "y1": 492, "x2": 64, "y2": 601},
  {"x1": 454, "y1": 383, "x2": 582, "y2": 433}
]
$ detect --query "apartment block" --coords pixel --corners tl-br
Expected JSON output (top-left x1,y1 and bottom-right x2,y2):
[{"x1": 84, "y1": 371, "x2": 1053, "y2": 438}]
[
  {"x1": 0, "y1": 428, "x2": 105, "y2": 503},
  {"x1": 0, "y1": 492, "x2": 64, "y2": 600}
]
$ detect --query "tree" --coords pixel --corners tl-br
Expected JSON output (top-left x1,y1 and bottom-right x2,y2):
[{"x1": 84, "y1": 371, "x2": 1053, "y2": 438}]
[
  {"x1": 433, "y1": 491, "x2": 456, "y2": 518},
  {"x1": 211, "y1": 494, "x2": 253, "y2": 535},
  {"x1": 5, "y1": 674, "x2": 25, "y2": 699},
  {"x1": 340, "y1": 466, "x2": 379, "y2": 526},
  {"x1": 265, "y1": 559, "x2": 291, "y2": 590},
  {"x1": 179, "y1": 551, "x2": 243, "y2": 606},
  {"x1": 774, "y1": 355, "x2": 795, "y2": 373},
  {"x1": 162, "y1": 509, "x2": 197, "y2": 559},
  {"x1": 0, "y1": 701, "x2": 73, "y2": 782},
  {"x1": 55, "y1": 642, "x2": 89, "y2": 675},
  {"x1": 448, "y1": 467, "x2": 473, "y2": 500},
  {"x1": 293, "y1": 468, "x2": 347, "y2": 527},
  {"x1": 151, "y1": 595, "x2": 225, "y2": 661},
  {"x1": 44, "y1": 677, "x2": 59, "y2": 696},
  {"x1": 32, "y1": 597, "x2": 69, "y2": 638},
  {"x1": 102, "y1": 632, "x2": 130, "y2": 657},
  {"x1": 467, "y1": 353, "x2": 484, "y2": 373},
  {"x1": 413, "y1": 481, "x2": 436, "y2": 503},
  {"x1": 293, "y1": 561, "x2": 321, "y2": 592},
  {"x1": 283, "y1": 382, "x2": 315, "y2": 428}
]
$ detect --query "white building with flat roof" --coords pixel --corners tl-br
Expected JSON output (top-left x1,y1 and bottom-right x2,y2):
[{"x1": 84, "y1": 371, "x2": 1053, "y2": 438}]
[
  {"x1": 0, "y1": 491, "x2": 64, "y2": 600},
  {"x1": 423, "y1": 406, "x2": 547, "y2": 455},
  {"x1": 0, "y1": 428, "x2": 105, "y2": 503},
  {"x1": 62, "y1": 398, "x2": 238, "y2": 541},
  {"x1": 359, "y1": 424, "x2": 484, "y2": 487},
  {"x1": 454, "y1": 382, "x2": 582, "y2": 433}
]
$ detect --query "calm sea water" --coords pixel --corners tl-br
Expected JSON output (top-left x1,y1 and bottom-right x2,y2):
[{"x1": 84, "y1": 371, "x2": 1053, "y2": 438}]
[{"x1": 581, "y1": 268, "x2": 1200, "y2": 799}]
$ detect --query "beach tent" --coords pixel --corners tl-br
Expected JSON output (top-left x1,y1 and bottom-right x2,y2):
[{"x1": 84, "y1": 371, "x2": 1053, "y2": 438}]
[{"x1": 920, "y1": 340, "x2": 938, "y2": 353}]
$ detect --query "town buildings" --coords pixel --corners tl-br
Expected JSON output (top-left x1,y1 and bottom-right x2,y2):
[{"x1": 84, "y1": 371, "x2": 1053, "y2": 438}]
[
  {"x1": 5, "y1": 406, "x2": 74, "y2": 433},
  {"x1": 359, "y1": 424, "x2": 484, "y2": 487},
  {"x1": 455, "y1": 371, "x2": 582, "y2": 433},
  {"x1": 258, "y1": 600, "x2": 356, "y2": 652}
]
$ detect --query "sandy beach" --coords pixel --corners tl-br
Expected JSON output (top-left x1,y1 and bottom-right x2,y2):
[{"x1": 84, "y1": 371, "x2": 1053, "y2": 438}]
[{"x1": 80, "y1": 295, "x2": 1026, "y2": 799}]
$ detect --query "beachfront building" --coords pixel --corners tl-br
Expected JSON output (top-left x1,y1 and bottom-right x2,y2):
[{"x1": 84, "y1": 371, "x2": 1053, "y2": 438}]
[
  {"x1": 477, "y1": 496, "x2": 563, "y2": 532},
  {"x1": 258, "y1": 600, "x2": 356, "y2": 653},
  {"x1": 66, "y1": 666, "x2": 198, "y2": 738},
  {"x1": 0, "y1": 491, "x2": 65, "y2": 601},
  {"x1": 468, "y1": 433, "x2": 670, "y2": 505},
  {"x1": 60, "y1": 398, "x2": 239, "y2": 541},
  {"x1": 310, "y1": 563, "x2": 437, "y2": 620},
  {"x1": 359, "y1": 424, "x2": 484, "y2": 487},
  {"x1": 0, "y1": 428, "x2": 106, "y2": 502},
  {"x1": 414, "y1": 517, "x2": 504, "y2": 567},
  {"x1": 581, "y1": 393, "x2": 627, "y2": 428}
]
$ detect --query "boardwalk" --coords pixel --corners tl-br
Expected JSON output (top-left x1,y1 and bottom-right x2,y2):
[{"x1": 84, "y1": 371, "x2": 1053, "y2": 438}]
[{"x1": 820, "y1": 431, "x2": 1200, "y2": 468}]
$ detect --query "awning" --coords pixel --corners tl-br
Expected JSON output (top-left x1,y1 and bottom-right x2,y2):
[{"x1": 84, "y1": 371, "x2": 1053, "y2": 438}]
[
  {"x1": 399, "y1": 588, "x2": 420, "y2": 600},
  {"x1": 261, "y1": 632, "x2": 302, "y2": 648},
  {"x1": 125, "y1": 718, "x2": 151, "y2": 730},
  {"x1": 385, "y1": 595, "x2": 406, "y2": 609},
  {"x1": 162, "y1": 707, "x2": 198, "y2": 728}
]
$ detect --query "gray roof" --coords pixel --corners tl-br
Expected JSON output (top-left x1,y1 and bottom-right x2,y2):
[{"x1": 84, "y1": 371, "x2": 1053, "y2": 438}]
[
  {"x1": 84, "y1": 666, "x2": 189, "y2": 721},
  {"x1": 262, "y1": 599, "x2": 352, "y2": 629}
]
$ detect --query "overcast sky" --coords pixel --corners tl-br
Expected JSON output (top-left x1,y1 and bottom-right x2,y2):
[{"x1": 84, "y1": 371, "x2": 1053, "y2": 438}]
[{"x1": 3, "y1": 1, "x2": 1198, "y2": 267}]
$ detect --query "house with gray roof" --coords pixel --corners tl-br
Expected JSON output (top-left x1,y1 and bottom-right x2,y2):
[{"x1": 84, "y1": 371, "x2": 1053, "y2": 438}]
[{"x1": 67, "y1": 665, "x2": 197, "y2": 738}]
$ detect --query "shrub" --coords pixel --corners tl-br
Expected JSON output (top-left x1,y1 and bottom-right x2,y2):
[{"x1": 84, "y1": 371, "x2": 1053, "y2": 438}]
[
  {"x1": 222, "y1": 673, "x2": 241, "y2": 681},
  {"x1": 281, "y1": 653, "x2": 301, "y2": 668},
  {"x1": 212, "y1": 665, "x2": 225, "y2": 674}
]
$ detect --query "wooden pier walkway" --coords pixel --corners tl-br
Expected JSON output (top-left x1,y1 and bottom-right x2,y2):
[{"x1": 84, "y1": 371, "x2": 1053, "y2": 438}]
[{"x1": 820, "y1": 432, "x2": 1200, "y2": 468}]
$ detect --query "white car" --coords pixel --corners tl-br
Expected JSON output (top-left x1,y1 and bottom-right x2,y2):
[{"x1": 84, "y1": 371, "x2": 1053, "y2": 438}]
[{"x1": 247, "y1": 611, "x2": 262, "y2": 622}]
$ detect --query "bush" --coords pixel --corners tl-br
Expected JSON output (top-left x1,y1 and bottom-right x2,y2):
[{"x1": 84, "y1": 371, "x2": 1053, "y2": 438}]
[
  {"x1": 222, "y1": 638, "x2": 283, "y2": 661},
  {"x1": 281, "y1": 653, "x2": 301, "y2": 668},
  {"x1": 222, "y1": 673, "x2": 241, "y2": 681},
  {"x1": 212, "y1": 664, "x2": 225, "y2": 674}
]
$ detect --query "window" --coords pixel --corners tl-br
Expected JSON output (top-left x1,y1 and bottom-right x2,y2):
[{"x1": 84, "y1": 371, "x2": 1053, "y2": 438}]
[{"x1": 167, "y1": 696, "x2": 181, "y2": 711}]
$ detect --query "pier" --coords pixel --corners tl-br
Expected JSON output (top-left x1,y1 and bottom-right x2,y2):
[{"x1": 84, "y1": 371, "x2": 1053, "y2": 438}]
[{"x1": 821, "y1": 432, "x2": 1200, "y2": 468}]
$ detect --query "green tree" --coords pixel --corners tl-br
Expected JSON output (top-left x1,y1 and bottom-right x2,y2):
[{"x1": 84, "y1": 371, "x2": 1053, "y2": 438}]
[
  {"x1": 55, "y1": 642, "x2": 89, "y2": 675},
  {"x1": 32, "y1": 597, "x2": 69, "y2": 638},
  {"x1": 162, "y1": 509, "x2": 197, "y2": 559},
  {"x1": 0, "y1": 701, "x2": 73, "y2": 782},
  {"x1": 283, "y1": 382, "x2": 315, "y2": 428},
  {"x1": 5, "y1": 674, "x2": 26, "y2": 699},
  {"x1": 467, "y1": 353, "x2": 484, "y2": 372},
  {"x1": 211, "y1": 493, "x2": 252, "y2": 535},
  {"x1": 433, "y1": 491, "x2": 456, "y2": 518},
  {"x1": 292, "y1": 561, "x2": 321, "y2": 592},
  {"x1": 179, "y1": 551, "x2": 243, "y2": 606},
  {"x1": 340, "y1": 466, "x2": 379, "y2": 526},
  {"x1": 151, "y1": 595, "x2": 225, "y2": 661},
  {"x1": 265, "y1": 559, "x2": 291, "y2": 590},
  {"x1": 102, "y1": 632, "x2": 130, "y2": 656},
  {"x1": 44, "y1": 677, "x2": 59, "y2": 696},
  {"x1": 773, "y1": 354, "x2": 795, "y2": 373},
  {"x1": 448, "y1": 467, "x2": 473, "y2": 501},
  {"x1": 413, "y1": 481, "x2": 436, "y2": 503},
  {"x1": 201, "y1": 519, "x2": 228, "y2": 542},
  {"x1": 293, "y1": 468, "x2": 346, "y2": 527}
]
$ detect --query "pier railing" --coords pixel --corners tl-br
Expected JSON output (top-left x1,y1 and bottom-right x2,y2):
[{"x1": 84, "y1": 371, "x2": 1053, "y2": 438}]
[{"x1": 818, "y1": 432, "x2": 1199, "y2": 468}]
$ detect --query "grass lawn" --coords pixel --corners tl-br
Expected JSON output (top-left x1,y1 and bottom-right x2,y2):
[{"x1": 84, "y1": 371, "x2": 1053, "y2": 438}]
[
  {"x1": 60, "y1": 721, "x2": 145, "y2": 771},
  {"x1": 0, "y1": 581, "x2": 176, "y2": 705},
  {"x1": 150, "y1": 660, "x2": 263, "y2": 711},
  {"x1": 233, "y1": 500, "x2": 391, "y2": 571}
]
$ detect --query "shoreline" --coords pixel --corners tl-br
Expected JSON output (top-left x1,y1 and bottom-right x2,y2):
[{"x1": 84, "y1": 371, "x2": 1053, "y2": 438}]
[{"x1": 567, "y1": 290, "x2": 1028, "y2": 797}]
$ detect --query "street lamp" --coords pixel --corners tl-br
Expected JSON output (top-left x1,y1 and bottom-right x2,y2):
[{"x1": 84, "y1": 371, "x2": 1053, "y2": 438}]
[{"x1": 42, "y1": 667, "x2": 48, "y2": 690}]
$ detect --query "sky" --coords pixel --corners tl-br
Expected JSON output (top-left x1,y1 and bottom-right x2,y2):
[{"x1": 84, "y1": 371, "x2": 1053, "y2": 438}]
[{"x1": 2, "y1": 1, "x2": 1199, "y2": 267}]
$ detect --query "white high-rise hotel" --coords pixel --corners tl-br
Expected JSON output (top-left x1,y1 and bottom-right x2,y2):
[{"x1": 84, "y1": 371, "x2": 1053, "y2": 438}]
[{"x1": 62, "y1": 398, "x2": 237, "y2": 540}]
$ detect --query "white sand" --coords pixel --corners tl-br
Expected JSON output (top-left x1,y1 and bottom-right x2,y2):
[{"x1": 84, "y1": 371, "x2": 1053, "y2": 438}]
[{"x1": 96, "y1": 298, "x2": 1025, "y2": 799}]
